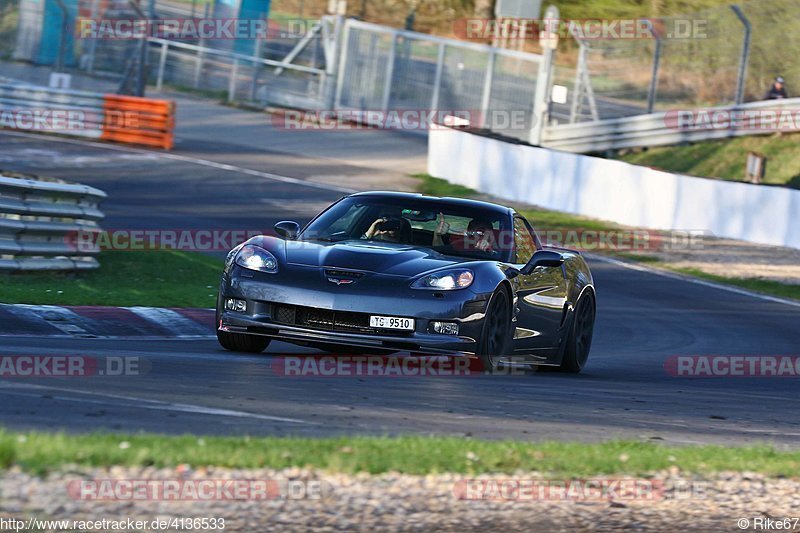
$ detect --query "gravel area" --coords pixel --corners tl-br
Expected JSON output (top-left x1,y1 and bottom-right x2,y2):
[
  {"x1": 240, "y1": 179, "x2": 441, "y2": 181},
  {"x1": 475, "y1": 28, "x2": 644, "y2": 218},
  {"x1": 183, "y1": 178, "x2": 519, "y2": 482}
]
[
  {"x1": 2, "y1": 466, "x2": 799, "y2": 532},
  {"x1": 632, "y1": 235, "x2": 800, "y2": 286}
]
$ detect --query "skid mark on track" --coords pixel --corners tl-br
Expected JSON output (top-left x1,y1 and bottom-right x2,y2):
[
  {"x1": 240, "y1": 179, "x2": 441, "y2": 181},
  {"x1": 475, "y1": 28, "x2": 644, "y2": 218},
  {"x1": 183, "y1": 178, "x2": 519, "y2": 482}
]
[
  {"x1": 589, "y1": 254, "x2": 800, "y2": 309},
  {"x1": 0, "y1": 382, "x2": 313, "y2": 425}
]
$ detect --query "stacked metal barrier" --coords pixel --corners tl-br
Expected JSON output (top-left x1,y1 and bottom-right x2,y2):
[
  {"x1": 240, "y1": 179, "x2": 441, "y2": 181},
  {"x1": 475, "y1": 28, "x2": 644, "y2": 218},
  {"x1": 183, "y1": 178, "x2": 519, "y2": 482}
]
[{"x1": 0, "y1": 173, "x2": 106, "y2": 271}]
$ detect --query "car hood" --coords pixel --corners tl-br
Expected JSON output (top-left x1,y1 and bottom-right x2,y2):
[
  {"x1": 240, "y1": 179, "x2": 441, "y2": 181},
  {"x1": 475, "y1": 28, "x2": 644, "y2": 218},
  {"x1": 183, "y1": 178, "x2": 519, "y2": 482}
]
[{"x1": 283, "y1": 239, "x2": 462, "y2": 277}]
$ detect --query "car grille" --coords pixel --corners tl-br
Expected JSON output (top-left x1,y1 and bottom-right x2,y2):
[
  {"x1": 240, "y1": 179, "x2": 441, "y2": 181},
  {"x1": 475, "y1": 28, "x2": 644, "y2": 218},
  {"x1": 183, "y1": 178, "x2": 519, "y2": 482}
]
[{"x1": 272, "y1": 303, "x2": 409, "y2": 336}]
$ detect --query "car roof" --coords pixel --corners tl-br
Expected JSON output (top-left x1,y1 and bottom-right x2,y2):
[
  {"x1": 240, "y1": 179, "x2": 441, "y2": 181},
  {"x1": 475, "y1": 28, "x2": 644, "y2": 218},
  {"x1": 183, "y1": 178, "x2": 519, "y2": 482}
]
[{"x1": 347, "y1": 191, "x2": 513, "y2": 216}]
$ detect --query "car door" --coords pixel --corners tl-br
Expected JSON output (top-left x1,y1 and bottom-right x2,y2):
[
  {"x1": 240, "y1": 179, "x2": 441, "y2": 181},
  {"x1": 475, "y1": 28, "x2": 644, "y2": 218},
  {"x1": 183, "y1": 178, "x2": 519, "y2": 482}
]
[{"x1": 509, "y1": 216, "x2": 569, "y2": 358}]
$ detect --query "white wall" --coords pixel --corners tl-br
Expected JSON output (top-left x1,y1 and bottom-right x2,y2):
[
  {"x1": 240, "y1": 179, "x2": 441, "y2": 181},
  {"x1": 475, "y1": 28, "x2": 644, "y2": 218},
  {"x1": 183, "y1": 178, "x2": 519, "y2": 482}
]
[{"x1": 428, "y1": 127, "x2": 800, "y2": 250}]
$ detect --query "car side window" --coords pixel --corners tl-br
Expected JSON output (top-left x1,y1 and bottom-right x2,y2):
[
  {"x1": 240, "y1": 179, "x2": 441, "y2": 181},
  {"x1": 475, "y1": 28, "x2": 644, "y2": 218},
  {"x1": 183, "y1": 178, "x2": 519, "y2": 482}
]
[{"x1": 513, "y1": 217, "x2": 537, "y2": 265}]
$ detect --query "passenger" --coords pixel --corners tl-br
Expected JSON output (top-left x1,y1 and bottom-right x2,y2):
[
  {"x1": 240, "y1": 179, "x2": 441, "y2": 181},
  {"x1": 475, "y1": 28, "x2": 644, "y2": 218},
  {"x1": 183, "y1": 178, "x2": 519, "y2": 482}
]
[
  {"x1": 433, "y1": 213, "x2": 496, "y2": 252},
  {"x1": 463, "y1": 218, "x2": 497, "y2": 252}
]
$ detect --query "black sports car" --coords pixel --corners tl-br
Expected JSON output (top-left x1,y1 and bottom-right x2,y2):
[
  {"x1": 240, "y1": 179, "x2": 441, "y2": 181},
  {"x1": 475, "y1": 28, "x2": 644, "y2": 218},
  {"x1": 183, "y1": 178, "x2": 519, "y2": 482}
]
[{"x1": 217, "y1": 191, "x2": 596, "y2": 372}]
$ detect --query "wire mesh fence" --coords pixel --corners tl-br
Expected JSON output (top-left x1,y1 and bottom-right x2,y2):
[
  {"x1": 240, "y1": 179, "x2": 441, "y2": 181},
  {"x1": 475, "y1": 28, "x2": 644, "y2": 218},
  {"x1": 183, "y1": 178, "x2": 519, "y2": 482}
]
[
  {"x1": 335, "y1": 20, "x2": 541, "y2": 141},
  {"x1": 1, "y1": 0, "x2": 799, "y2": 137},
  {"x1": 1, "y1": 0, "x2": 330, "y2": 107},
  {"x1": 559, "y1": 0, "x2": 800, "y2": 122}
]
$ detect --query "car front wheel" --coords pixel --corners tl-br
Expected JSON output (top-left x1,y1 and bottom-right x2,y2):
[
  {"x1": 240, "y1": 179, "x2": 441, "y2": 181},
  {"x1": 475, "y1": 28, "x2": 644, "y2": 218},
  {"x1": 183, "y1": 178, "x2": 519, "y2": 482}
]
[
  {"x1": 216, "y1": 292, "x2": 271, "y2": 353},
  {"x1": 476, "y1": 287, "x2": 513, "y2": 372},
  {"x1": 216, "y1": 329, "x2": 271, "y2": 353}
]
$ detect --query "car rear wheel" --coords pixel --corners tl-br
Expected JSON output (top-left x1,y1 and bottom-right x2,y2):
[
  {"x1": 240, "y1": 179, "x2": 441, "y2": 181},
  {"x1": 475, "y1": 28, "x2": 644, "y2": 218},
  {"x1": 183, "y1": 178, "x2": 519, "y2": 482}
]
[
  {"x1": 476, "y1": 287, "x2": 513, "y2": 372},
  {"x1": 559, "y1": 291, "x2": 596, "y2": 373},
  {"x1": 217, "y1": 329, "x2": 271, "y2": 353}
]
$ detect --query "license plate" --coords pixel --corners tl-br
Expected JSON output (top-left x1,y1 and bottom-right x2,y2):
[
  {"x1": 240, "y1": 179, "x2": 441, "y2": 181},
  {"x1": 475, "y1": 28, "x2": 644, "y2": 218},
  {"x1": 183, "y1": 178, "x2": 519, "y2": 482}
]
[{"x1": 369, "y1": 315, "x2": 415, "y2": 330}]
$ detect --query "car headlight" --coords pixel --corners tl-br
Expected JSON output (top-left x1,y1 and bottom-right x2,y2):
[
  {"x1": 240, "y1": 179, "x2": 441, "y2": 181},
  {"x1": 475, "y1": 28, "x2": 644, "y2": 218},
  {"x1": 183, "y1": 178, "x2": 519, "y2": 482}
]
[
  {"x1": 235, "y1": 245, "x2": 279, "y2": 273},
  {"x1": 412, "y1": 268, "x2": 474, "y2": 290}
]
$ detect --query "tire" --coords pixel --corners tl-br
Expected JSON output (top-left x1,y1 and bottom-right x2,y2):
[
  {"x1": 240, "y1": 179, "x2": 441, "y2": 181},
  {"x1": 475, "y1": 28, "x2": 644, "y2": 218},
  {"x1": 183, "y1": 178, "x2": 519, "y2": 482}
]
[
  {"x1": 217, "y1": 329, "x2": 271, "y2": 353},
  {"x1": 558, "y1": 290, "x2": 596, "y2": 373},
  {"x1": 216, "y1": 292, "x2": 271, "y2": 353},
  {"x1": 476, "y1": 287, "x2": 513, "y2": 372}
]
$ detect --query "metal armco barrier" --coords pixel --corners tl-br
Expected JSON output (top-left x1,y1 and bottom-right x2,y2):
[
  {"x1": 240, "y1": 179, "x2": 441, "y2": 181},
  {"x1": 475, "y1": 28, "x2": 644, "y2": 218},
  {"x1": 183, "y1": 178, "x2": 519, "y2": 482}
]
[
  {"x1": 541, "y1": 98, "x2": 800, "y2": 153},
  {"x1": 0, "y1": 173, "x2": 106, "y2": 271},
  {"x1": 0, "y1": 83, "x2": 175, "y2": 150}
]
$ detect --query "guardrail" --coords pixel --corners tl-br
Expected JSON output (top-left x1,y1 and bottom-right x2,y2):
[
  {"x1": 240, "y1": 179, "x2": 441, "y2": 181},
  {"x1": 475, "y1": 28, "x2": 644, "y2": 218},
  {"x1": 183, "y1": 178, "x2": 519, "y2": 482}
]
[
  {"x1": 0, "y1": 173, "x2": 107, "y2": 271},
  {"x1": 0, "y1": 82, "x2": 175, "y2": 149},
  {"x1": 541, "y1": 98, "x2": 800, "y2": 153}
]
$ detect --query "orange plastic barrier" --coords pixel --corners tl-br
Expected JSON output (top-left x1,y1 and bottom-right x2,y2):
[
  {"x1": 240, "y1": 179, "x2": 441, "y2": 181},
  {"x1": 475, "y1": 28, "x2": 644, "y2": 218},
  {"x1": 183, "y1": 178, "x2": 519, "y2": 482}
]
[{"x1": 101, "y1": 95, "x2": 175, "y2": 150}]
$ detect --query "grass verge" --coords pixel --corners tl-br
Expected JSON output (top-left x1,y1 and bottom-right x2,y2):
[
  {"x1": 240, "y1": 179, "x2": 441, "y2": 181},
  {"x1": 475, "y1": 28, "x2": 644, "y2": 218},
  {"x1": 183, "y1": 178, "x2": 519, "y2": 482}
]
[
  {"x1": 413, "y1": 173, "x2": 620, "y2": 232},
  {"x1": 414, "y1": 174, "x2": 799, "y2": 302},
  {"x1": 616, "y1": 134, "x2": 800, "y2": 189},
  {"x1": 670, "y1": 268, "x2": 800, "y2": 301},
  {"x1": 0, "y1": 251, "x2": 222, "y2": 308},
  {"x1": 622, "y1": 258, "x2": 800, "y2": 301},
  {"x1": 1, "y1": 430, "x2": 798, "y2": 477}
]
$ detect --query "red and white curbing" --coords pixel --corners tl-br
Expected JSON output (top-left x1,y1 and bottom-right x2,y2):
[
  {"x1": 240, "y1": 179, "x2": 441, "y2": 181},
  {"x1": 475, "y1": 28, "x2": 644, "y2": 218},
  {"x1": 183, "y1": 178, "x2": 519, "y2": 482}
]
[{"x1": 0, "y1": 304, "x2": 214, "y2": 338}]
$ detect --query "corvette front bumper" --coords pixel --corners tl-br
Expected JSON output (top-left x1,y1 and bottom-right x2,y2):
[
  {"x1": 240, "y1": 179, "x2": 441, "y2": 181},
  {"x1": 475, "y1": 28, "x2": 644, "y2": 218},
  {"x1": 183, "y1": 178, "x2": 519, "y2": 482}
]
[
  {"x1": 218, "y1": 266, "x2": 491, "y2": 354},
  {"x1": 219, "y1": 312, "x2": 478, "y2": 354}
]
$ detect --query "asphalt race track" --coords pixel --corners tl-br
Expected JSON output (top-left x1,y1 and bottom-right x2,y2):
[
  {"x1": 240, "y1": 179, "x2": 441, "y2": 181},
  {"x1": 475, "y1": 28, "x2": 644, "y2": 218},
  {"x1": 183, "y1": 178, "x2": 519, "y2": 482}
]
[{"x1": 1, "y1": 131, "x2": 799, "y2": 447}]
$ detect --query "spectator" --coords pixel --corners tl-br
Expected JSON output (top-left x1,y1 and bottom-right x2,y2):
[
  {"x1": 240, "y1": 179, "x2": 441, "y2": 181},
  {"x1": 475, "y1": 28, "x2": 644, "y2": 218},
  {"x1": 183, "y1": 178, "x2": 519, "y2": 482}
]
[{"x1": 764, "y1": 76, "x2": 788, "y2": 100}]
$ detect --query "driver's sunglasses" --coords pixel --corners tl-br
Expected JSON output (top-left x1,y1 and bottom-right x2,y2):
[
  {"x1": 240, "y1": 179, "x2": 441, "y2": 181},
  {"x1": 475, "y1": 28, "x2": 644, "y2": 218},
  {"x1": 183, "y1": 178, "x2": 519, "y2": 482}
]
[{"x1": 466, "y1": 230, "x2": 486, "y2": 237}]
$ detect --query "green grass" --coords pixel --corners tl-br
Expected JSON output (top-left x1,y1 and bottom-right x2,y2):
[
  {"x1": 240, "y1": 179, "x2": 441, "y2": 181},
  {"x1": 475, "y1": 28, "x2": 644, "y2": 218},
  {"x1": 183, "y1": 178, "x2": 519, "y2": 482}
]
[
  {"x1": 1, "y1": 430, "x2": 798, "y2": 477},
  {"x1": 414, "y1": 174, "x2": 799, "y2": 301},
  {"x1": 0, "y1": 251, "x2": 222, "y2": 308},
  {"x1": 617, "y1": 134, "x2": 800, "y2": 188},
  {"x1": 413, "y1": 174, "x2": 620, "y2": 232},
  {"x1": 666, "y1": 266, "x2": 800, "y2": 301},
  {"x1": 614, "y1": 254, "x2": 800, "y2": 301}
]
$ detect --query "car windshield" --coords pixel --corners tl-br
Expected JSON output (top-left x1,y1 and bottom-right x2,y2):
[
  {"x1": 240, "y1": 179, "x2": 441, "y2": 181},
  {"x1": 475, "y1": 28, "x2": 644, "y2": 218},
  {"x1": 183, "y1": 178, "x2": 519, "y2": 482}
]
[{"x1": 300, "y1": 196, "x2": 513, "y2": 261}]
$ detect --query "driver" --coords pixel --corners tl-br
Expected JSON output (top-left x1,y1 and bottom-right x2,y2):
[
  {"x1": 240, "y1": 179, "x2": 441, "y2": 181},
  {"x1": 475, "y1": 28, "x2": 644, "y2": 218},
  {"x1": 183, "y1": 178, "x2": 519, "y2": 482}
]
[
  {"x1": 433, "y1": 214, "x2": 496, "y2": 252},
  {"x1": 364, "y1": 217, "x2": 412, "y2": 243}
]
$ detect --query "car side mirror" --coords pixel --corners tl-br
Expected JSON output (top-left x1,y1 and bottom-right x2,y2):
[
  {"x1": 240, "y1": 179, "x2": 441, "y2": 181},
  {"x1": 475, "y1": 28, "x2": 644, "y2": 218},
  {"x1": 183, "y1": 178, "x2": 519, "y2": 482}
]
[
  {"x1": 274, "y1": 220, "x2": 300, "y2": 240},
  {"x1": 520, "y1": 250, "x2": 564, "y2": 275}
]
